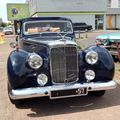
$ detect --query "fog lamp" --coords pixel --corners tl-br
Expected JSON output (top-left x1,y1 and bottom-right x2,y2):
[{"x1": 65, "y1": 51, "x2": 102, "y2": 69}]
[
  {"x1": 37, "y1": 74, "x2": 48, "y2": 86},
  {"x1": 85, "y1": 70, "x2": 95, "y2": 82}
]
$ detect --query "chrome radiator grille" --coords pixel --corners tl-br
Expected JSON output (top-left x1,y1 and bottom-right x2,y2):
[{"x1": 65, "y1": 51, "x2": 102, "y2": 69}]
[{"x1": 50, "y1": 46, "x2": 78, "y2": 84}]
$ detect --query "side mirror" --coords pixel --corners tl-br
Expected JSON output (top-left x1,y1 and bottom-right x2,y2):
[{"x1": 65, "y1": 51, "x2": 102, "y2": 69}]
[
  {"x1": 16, "y1": 35, "x2": 18, "y2": 42},
  {"x1": 10, "y1": 42, "x2": 16, "y2": 48}
]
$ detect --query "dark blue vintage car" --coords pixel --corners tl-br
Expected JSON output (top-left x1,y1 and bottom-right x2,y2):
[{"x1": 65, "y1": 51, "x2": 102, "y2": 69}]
[{"x1": 7, "y1": 17, "x2": 117, "y2": 105}]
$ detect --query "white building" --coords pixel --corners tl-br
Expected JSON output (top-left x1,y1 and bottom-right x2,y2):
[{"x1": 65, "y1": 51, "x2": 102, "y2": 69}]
[
  {"x1": 107, "y1": 0, "x2": 120, "y2": 29},
  {"x1": 27, "y1": 0, "x2": 120, "y2": 30},
  {"x1": 0, "y1": 18, "x2": 2, "y2": 24},
  {"x1": 108, "y1": 0, "x2": 120, "y2": 8}
]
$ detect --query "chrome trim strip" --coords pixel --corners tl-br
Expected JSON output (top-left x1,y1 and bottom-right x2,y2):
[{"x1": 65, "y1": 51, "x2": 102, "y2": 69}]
[
  {"x1": 9, "y1": 80, "x2": 117, "y2": 100},
  {"x1": 109, "y1": 51, "x2": 118, "y2": 56}
]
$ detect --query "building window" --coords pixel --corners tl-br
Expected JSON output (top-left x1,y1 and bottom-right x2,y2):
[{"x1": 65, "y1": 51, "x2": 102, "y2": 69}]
[
  {"x1": 119, "y1": 0, "x2": 120, "y2": 7},
  {"x1": 108, "y1": 0, "x2": 111, "y2": 8},
  {"x1": 95, "y1": 15, "x2": 104, "y2": 30}
]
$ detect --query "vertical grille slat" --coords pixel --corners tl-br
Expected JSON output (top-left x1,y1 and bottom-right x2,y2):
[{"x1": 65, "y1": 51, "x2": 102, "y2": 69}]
[
  {"x1": 51, "y1": 46, "x2": 78, "y2": 84},
  {"x1": 66, "y1": 47, "x2": 78, "y2": 82}
]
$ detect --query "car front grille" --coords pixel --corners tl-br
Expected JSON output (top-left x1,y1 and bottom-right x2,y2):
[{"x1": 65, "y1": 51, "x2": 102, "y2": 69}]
[{"x1": 50, "y1": 46, "x2": 78, "y2": 84}]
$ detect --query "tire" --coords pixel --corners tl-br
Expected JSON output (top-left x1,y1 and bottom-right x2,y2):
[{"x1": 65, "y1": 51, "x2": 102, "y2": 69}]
[
  {"x1": 7, "y1": 83, "x2": 21, "y2": 105},
  {"x1": 91, "y1": 90, "x2": 106, "y2": 97},
  {"x1": 112, "y1": 55, "x2": 119, "y2": 63},
  {"x1": 85, "y1": 29, "x2": 88, "y2": 32}
]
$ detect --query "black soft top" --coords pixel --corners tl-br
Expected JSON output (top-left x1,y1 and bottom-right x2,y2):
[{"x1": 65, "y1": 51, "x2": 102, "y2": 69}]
[{"x1": 16, "y1": 17, "x2": 72, "y2": 23}]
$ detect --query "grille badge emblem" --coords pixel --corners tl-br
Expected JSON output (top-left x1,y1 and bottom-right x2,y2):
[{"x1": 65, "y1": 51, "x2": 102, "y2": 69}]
[{"x1": 65, "y1": 79, "x2": 68, "y2": 83}]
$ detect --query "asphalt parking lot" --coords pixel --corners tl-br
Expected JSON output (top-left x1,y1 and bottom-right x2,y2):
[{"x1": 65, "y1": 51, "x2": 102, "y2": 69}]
[{"x1": 0, "y1": 31, "x2": 120, "y2": 120}]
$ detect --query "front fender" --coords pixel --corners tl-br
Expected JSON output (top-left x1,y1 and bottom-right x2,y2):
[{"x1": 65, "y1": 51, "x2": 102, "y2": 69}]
[
  {"x1": 7, "y1": 49, "x2": 51, "y2": 89},
  {"x1": 7, "y1": 49, "x2": 31, "y2": 88},
  {"x1": 79, "y1": 45, "x2": 115, "y2": 82}
]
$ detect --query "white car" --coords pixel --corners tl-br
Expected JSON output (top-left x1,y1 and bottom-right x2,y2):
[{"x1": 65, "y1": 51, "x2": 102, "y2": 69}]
[{"x1": 4, "y1": 26, "x2": 13, "y2": 35}]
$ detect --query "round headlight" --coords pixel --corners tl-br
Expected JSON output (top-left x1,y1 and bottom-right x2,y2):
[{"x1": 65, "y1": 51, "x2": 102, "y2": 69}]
[
  {"x1": 85, "y1": 51, "x2": 98, "y2": 65},
  {"x1": 37, "y1": 74, "x2": 48, "y2": 86},
  {"x1": 28, "y1": 53, "x2": 43, "y2": 69},
  {"x1": 85, "y1": 70, "x2": 95, "y2": 81}
]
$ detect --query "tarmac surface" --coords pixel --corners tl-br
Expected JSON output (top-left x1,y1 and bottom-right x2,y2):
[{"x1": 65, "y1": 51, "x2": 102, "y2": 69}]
[{"x1": 0, "y1": 33, "x2": 120, "y2": 120}]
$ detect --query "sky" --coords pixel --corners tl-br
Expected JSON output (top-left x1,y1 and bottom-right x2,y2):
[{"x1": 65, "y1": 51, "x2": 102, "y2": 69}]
[{"x1": 0, "y1": 0, "x2": 26, "y2": 22}]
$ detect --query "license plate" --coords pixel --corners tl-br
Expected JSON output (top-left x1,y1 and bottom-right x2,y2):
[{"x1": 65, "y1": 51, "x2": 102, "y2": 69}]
[{"x1": 50, "y1": 87, "x2": 88, "y2": 99}]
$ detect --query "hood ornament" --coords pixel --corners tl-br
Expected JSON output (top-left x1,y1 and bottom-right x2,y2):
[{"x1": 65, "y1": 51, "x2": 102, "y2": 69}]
[
  {"x1": 57, "y1": 33, "x2": 69, "y2": 45},
  {"x1": 60, "y1": 36, "x2": 67, "y2": 45}
]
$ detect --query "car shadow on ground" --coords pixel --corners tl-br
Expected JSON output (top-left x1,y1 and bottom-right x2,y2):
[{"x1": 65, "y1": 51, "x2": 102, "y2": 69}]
[{"x1": 15, "y1": 83, "x2": 120, "y2": 118}]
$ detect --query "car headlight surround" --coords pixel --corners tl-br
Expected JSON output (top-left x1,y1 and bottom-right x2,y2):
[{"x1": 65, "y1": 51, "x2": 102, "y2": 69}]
[
  {"x1": 28, "y1": 53, "x2": 43, "y2": 69},
  {"x1": 85, "y1": 51, "x2": 98, "y2": 65}
]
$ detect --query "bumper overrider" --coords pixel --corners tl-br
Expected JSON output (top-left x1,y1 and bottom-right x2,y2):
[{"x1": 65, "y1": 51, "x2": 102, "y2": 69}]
[{"x1": 9, "y1": 80, "x2": 117, "y2": 100}]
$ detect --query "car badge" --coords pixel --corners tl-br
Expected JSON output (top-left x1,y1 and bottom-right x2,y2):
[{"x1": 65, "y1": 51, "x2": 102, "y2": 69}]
[
  {"x1": 64, "y1": 79, "x2": 68, "y2": 83},
  {"x1": 60, "y1": 38, "x2": 66, "y2": 45}
]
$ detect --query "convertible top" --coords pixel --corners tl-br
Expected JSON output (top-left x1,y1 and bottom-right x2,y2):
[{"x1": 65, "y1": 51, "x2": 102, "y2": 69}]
[{"x1": 15, "y1": 17, "x2": 72, "y2": 22}]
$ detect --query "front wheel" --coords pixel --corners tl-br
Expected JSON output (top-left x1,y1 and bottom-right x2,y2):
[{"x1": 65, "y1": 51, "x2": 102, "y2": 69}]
[
  {"x1": 91, "y1": 90, "x2": 106, "y2": 97},
  {"x1": 112, "y1": 55, "x2": 119, "y2": 63},
  {"x1": 85, "y1": 28, "x2": 88, "y2": 32}
]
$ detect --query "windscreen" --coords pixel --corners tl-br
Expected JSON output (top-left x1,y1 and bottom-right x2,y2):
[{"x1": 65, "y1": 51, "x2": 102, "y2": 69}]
[{"x1": 24, "y1": 21, "x2": 73, "y2": 35}]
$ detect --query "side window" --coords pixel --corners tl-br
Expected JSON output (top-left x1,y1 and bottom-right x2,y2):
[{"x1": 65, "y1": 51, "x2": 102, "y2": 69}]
[
  {"x1": 17, "y1": 23, "x2": 20, "y2": 34},
  {"x1": 66, "y1": 22, "x2": 72, "y2": 32},
  {"x1": 14, "y1": 20, "x2": 21, "y2": 35}
]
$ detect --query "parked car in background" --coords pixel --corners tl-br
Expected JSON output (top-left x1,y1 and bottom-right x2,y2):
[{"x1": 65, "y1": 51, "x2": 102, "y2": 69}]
[
  {"x1": 96, "y1": 32, "x2": 120, "y2": 61},
  {"x1": 3, "y1": 26, "x2": 13, "y2": 35},
  {"x1": 7, "y1": 17, "x2": 116, "y2": 105},
  {"x1": 73, "y1": 22, "x2": 92, "y2": 32},
  {"x1": 0, "y1": 27, "x2": 3, "y2": 33}
]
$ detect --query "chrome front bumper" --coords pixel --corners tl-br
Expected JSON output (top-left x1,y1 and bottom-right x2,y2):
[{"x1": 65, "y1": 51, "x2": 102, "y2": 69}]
[
  {"x1": 109, "y1": 50, "x2": 118, "y2": 56},
  {"x1": 9, "y1": 80, "x2": 117, "y2": 100},
  {"x1": 100, "y1": 46, "x2": 118, "y2": 56}
]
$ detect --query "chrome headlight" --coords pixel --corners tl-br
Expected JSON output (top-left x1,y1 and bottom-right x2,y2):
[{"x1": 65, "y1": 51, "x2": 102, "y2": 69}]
[
  {"x1": 28, "y1": 53, "x2": 43, "y2": 69},
  {"x1": 85, "y1": 51, "x2": 98, "y2": 65},
  {"x1": 37, "y1": 74, "x2": 48, "y2": 86}
]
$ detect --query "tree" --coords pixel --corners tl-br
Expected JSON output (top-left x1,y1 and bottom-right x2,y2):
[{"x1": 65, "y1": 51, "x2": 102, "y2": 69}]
[
  {"x1": 7, "y1": 22, "x2": 12, "y2": 26},
  {"x1": 1, "y1": 22, "x2": 7, "y2": 27},
  {"x1": 0, "y1": 22, "x2": 12, "y2": 27}
]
